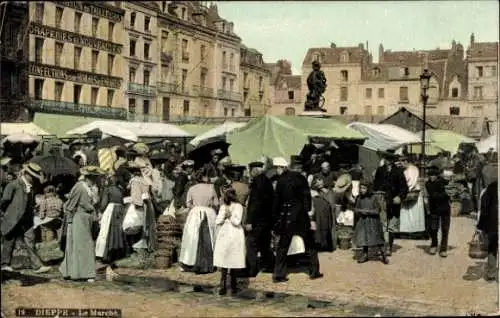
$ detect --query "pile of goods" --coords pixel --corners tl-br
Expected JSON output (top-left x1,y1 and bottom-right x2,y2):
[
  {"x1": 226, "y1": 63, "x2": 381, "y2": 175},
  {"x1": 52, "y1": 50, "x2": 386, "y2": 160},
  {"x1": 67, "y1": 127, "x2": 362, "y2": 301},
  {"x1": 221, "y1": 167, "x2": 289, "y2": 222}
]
[{"x1": 154, "y1": 214, "x2": 183, "y2": 269}]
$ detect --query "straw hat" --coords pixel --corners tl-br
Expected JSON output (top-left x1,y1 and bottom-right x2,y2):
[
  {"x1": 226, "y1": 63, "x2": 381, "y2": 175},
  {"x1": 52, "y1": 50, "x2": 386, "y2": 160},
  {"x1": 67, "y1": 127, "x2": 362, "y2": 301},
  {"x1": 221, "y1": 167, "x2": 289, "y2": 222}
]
[
  {"x1": 333, "y1": 174, "x2": 352, "y2": 193},
  {"x1": 22, "y1": 163, "x2": 44, "y2": 181},
  {"x1": 131, "y1": 143, "x2": 149, "y2": 155},
  {"x1": 80, "y1": 165, "x2": 105, "y2": 176}
]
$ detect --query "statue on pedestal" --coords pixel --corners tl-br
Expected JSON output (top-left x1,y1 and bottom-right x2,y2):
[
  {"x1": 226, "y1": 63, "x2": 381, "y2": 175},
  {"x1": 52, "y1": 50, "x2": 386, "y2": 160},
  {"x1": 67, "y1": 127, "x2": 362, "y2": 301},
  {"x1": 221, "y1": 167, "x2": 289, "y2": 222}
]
[{"x1": 304, "y1": 61, "x2": 327, "y2": 112}]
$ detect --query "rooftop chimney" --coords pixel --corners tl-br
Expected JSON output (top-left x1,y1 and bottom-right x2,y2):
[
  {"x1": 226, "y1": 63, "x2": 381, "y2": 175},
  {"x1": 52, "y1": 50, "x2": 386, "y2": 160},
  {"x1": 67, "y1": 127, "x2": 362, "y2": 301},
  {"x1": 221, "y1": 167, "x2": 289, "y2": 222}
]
[{"x1": 470, "y1": 33, "x2": 475, "y2": 45}]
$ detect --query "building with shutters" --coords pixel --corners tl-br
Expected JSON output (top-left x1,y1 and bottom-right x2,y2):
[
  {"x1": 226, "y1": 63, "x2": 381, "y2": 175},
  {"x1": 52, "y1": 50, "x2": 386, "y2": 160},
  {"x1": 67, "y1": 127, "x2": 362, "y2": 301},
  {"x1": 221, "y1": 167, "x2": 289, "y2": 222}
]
[
  {"x1": 27, "y1": 1, "x2": 128, "y2": 121},
  {"x1": 240, "y1": 45, "x2": 271, "y2": 116}
]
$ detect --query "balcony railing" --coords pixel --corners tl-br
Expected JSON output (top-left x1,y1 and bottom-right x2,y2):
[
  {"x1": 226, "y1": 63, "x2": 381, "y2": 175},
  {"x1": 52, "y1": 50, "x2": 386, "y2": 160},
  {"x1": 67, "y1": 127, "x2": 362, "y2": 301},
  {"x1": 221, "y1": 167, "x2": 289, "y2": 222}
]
[
  {"x1": 399, "y1": 98, "x2": 409, "y2": 104},
  {"x1": 273, "y1": 98, "x2": 302, "y2": 104},
  {"x1": 128, "y1": 113, "x2": 161, "y2": 123},
  {"x1": 30, "y1": 99, "x2": 127, "y2": 120},
  {"x1": 158, "y1": 82, "x2": 179, "y2": 94},
  {"x1": 217, "y1": 89, "x2": 241, "y2": 101},
  {"x1": 128, "y1": 83, "x2": 156, "y2": 96},
  {"x1": 193, "y1": 85, "x2": 214, "y2": 97}
]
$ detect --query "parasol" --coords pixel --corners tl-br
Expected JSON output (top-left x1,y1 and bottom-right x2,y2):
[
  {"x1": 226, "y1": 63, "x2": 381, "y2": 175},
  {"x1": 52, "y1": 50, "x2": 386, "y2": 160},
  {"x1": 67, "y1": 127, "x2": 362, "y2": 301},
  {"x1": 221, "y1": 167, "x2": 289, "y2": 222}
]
[
  {"x1": 1, "y1": 133, "x2": 41, "y2": 145},
  {"x1": 96, "y1": 136, "x2": 130, "y2": 150},
  {"x1": 30, "y1": 155, "x2": 80, "y2": 177},
  {"x1": 187, "y1": 140, "x2": 230, "y2": 167}
]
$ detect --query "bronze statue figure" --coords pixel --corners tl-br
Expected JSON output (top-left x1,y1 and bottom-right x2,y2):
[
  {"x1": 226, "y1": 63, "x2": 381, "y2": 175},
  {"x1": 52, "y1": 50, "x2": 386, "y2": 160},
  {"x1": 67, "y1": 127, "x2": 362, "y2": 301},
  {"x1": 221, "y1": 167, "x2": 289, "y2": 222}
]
[{"x1": 304, "y1": 61, "x2": 327, "y2": 112}]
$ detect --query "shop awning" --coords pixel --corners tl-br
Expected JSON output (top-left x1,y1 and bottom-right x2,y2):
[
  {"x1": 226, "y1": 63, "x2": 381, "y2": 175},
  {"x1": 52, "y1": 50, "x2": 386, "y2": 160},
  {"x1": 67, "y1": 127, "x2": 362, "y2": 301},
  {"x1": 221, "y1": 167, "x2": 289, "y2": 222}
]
[
  {"x1": 34, "y1": 113, "x2": 95, "y2": 137},
  {"x1": 1, "y1": 122, "x2": 51, "y2": 136}
]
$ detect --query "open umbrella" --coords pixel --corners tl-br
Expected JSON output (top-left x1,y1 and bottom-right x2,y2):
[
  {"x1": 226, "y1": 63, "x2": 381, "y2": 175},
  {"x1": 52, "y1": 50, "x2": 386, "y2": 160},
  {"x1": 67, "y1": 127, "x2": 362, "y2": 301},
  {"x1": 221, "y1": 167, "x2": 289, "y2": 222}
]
[
  {"x1": 96, "y1": 136, "x2": 130, "y2": 150},
  {"x1": 187, "y1": 140, "x2": 230, "y2": 167},
  {"x1": 30, "y1": 155, "x2": 80, "y2": 177},
  {"x1": 1, "y1": 133, "x2": 41, "y2": 145}
]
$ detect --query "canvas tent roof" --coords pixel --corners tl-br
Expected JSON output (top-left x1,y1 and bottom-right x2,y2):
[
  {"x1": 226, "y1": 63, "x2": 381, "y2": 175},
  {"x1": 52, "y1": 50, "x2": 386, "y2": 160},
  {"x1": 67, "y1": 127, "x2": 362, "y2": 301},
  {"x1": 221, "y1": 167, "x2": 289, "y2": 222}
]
[
  {"x1": 347, "y1": 122, "x2": 421, "y2": 151},
  {"x1": 416, "y1": 129, "x2": 475, "y2": 154},
  {"x1": 190, "y1": 122, "x2": 247, "y2": 147},
  {"x1": 227, "y1": 115, "x2": 365, "y2": 165},
  {"x1": 0, "y1": 122, "x2": 51, "y2": 136},
  {"x1": 178, "y1": 124, "x2": 219, "y2": 136},
  {"x1": 66, "y1": 120, "x2": 193, "y2": 140},
  {"x1": 476, "y1": 134, "x2": 498, "y2": 153}
]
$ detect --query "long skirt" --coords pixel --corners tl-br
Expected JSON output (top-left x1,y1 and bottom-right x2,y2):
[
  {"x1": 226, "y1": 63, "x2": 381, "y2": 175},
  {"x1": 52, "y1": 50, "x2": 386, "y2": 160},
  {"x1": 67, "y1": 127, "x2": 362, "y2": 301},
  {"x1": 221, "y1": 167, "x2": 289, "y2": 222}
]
[
  {"x1": 353, "y1": 215, "x2": 385, "y2": 247},
  {"x1": 192, "y1": 217, "x2": 215, "y2": 273},
  {"x1": 179, "y1": 206, "x2": 217, "y2": 267},
  {"x1": 59, "y1": 211, "x2": 96, "y2": 280},
  {"x1": 95, "y1": 203, "x2": 126, "y2": 263},
  {"x1": 399, "y1": 193, "x2": 426, "y2": 233}
]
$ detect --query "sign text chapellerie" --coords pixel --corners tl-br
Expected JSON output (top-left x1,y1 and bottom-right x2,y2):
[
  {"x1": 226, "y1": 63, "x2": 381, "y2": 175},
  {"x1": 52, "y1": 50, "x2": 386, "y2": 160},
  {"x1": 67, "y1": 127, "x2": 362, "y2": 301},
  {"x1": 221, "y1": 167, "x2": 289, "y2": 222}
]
[
  {"x1": 29, "y1": 63, "x2": 122, "y2": 89},
  {"x1": 54, "y1": 1, "x2": 124, "y2": 22},
  {"x1": 29, "y1": 23, "x2": 122, "y2": 54}
]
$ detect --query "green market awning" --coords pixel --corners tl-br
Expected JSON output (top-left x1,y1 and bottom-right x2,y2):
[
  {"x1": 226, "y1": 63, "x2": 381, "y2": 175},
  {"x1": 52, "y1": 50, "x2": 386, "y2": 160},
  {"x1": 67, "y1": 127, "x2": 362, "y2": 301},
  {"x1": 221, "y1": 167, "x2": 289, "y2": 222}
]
[
  {"x1": 34, "y1": 113, "x2": 96, "y2": 137},
  {"x1": 417, "y1": 129, "x2": 475, "y2": 154},
  {"x1": 227, "y1": 115, "x2": 365, "y2": 165}
]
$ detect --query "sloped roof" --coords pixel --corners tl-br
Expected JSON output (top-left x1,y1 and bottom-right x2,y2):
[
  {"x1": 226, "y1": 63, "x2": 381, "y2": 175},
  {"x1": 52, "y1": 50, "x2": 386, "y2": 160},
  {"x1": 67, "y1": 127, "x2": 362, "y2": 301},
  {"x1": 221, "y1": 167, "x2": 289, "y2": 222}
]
[
  {"x1": 380, "y1": 107, "x2": 486, "y2": 139},
  {"x1": 468, "y1": 42, "x2": 498, "y2": 59},
  {"x1": 362, "y1": 64, "x2": 390, "y2": 81},
  {"x1": 380, "y1": 50, "x2": 426, "y2": 66},
  {"x1": 275, "y1": 75, "x2": 301, "y2": 90},
  {"x1": 302, "y1": 46, "x2": 368, "y2": 66}
]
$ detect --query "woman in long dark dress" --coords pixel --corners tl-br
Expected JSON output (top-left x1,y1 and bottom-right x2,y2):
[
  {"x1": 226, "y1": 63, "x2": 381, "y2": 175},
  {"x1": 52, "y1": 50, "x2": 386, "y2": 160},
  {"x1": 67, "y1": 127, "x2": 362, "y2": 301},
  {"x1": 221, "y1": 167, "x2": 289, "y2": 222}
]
[
  {"x1": 95, "y1": 175, "x2": 127, "y2": 280},
  {"x1": 353, "y1": 180, "x2": 388, "y2": 264}
]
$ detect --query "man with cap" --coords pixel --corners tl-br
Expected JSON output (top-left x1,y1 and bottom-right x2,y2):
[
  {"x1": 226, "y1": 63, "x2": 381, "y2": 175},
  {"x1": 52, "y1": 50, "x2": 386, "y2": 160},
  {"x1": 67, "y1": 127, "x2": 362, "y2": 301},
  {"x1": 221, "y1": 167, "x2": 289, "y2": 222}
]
[
  {"x1": 245, "y1": 161, "x2": 275, "y2": 276},
  {"x1": 373, "y1": 152, "x2": 409, "y2": 256},
  {"x1": 424, "y1": 165, "x2": 451, "y2": 257},
  {"x1": 226, "y1": 165, "x2": 250, "y2": 206},
  {"x1": 272, "y1": 157, "x2": 323, "y2": 283},
  {"x1": 1, "y1": 163, "x2": 51, "y2": 273},
  {"x1": 204, "y1": 149, "x2": 224, "y2": 182}
]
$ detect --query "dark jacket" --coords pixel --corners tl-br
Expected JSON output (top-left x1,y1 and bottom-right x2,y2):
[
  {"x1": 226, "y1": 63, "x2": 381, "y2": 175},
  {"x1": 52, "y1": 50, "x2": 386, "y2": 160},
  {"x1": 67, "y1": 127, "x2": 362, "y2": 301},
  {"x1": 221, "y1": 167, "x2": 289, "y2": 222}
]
[
  {"x1": 425, "y1": 177, "x2": 450, "y2": 214},
  {"x1": 0, "y1": 179, "x2": 35, "y2": 236},
  {"x1": 273, "y1": 170, "x2": 312, "y2": 235},
  {"x1": 246, "y1": 173, "x2": 274, "y2": 228},
  {"x1": 373, "y1": 164, "x2": 408, "y2": 218},
  {"x1": 477, "y1": 181, "x2": 498, "y2": 235}
]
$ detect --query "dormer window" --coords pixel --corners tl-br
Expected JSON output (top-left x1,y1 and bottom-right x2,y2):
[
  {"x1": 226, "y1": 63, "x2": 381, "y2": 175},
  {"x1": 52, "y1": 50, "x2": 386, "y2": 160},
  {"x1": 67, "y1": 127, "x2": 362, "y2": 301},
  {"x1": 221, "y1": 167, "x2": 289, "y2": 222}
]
[
  {"x1": 372, "y1": 67, "x2": 380, "y2": 76},
  {"x1": 340, "y1": 51, "x2": 349, "y2": 63}
]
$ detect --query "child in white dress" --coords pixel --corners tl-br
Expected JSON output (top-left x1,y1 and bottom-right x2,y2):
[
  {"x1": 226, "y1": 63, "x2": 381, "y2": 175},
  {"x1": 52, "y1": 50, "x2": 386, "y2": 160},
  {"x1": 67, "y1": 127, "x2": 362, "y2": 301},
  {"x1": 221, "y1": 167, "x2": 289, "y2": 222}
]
[{"x1": 213, "y1": 188, "x2": 246, "y2": 295}]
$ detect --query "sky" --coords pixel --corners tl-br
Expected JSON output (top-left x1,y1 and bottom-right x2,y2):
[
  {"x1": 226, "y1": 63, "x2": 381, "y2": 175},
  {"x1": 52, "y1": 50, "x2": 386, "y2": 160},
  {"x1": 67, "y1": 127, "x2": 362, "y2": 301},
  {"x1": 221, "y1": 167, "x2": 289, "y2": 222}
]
[{"x1": 216, "y1": 1, "x2": 499, "y2": 74}]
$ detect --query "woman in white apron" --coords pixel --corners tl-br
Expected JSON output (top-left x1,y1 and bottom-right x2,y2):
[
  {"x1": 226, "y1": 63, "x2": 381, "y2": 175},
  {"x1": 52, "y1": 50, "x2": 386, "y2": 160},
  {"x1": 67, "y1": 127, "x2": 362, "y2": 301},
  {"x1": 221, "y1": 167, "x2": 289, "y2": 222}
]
[{"x1": 179, "y1": 169, "x2": 218, "y2": 273}]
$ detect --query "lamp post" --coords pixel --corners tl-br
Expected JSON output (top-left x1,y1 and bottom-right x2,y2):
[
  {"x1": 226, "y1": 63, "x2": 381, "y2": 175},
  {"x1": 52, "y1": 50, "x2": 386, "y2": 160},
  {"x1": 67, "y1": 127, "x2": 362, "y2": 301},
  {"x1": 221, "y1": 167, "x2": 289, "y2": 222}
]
[{"x1": 419, "y1": 69, "x2": 432, "y2": 177}]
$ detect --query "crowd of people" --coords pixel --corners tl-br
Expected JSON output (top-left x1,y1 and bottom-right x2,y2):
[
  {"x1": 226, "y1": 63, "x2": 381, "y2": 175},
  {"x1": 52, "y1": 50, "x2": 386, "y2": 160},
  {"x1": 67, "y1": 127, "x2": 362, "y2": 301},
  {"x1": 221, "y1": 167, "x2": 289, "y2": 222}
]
[{"x1": 0, "y1": 137, "x2": 498, "y2": 295}]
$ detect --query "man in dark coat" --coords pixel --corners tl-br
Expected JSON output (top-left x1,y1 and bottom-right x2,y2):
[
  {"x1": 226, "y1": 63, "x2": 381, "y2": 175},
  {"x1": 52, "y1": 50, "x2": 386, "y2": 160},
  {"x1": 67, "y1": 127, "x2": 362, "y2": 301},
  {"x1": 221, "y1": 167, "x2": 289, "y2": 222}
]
[
  {"x1": 373, "y1": 153, "x2": 409, "y2": 256},
  {"x1": 172, "y1": 160, "x2": 195, "y2": 210},
  {"x1": 1, "y1": 163, "x2": 51, "y2": 273},
  {"x1": 245, "y1": 161, "x2": 275, "y2": 276},
  {"x1": 425, "y1": 166, "x2": 451, "y2": 257},
  {"x1": 477, "y1": 180, "x2": 498, "y2": 281},
  {"x1": 480, "y1": 152, "x2": 498, "y2": 189},
  {"x1": 272, "y1": 157, "x2": 323, "y2": 283}
]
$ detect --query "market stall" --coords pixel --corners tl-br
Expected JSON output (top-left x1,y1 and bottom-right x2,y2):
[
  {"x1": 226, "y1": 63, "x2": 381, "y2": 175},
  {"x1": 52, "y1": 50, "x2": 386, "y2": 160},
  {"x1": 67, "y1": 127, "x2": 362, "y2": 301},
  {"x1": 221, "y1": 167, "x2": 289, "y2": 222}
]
[{"x1": 227, "y1": 115, "x2": 365, "y2": 165}]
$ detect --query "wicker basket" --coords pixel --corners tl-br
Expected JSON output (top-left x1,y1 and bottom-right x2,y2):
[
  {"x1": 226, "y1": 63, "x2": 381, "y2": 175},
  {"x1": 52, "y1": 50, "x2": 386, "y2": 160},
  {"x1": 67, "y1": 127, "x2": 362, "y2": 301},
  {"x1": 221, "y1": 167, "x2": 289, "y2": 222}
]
[
  {"x1": 468, "y1": 232, "x2": 488, "y2": 259},
  {"x1": 451, "y1": 201, "x2": 461, "y2": 217},
  {"x1": 154, "y1": 256, "x2": 172, "y2": 269}
]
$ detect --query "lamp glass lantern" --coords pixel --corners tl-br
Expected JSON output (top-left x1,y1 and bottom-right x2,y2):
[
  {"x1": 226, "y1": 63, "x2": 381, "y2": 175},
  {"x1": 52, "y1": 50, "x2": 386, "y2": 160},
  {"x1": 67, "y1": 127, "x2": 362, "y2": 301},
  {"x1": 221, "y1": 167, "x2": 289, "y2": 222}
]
[{"x1": 420, "y1": 69, "x2": 432, "y2": 96}]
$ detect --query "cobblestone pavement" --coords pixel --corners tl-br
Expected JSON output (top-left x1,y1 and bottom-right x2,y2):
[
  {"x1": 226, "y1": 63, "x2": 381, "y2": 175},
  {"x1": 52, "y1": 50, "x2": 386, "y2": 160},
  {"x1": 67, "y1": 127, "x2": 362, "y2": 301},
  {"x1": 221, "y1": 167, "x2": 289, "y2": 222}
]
[
  {"x1": 1, "y1": 277, "x2": 360, "y2": 317},
  {"x1": 117, "y1": 216, "x2": 497, "y2": 316}
]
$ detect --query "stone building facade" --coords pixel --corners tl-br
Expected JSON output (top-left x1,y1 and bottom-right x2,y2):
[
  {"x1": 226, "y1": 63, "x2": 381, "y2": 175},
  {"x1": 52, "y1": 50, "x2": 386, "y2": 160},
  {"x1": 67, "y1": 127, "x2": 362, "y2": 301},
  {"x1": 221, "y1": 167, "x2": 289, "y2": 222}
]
[
  {"x1": 267, "y1": 60, "x2": 302, "y2": 116},
  {"x1": 466, "y1": 33, "x2": 498, "y2": 119},
  {"x1": 123, "y1": 1, "x2": 159, "y2": 122},
  {"x1": 0, "y1": 2, "x2": 29, "y2": 122},
  {"x1": 27, "y1": 1, "x2": 127, "y2": 120},
  {"x1": 240, "y1": 45, "x2": 271, "y2": 116}
]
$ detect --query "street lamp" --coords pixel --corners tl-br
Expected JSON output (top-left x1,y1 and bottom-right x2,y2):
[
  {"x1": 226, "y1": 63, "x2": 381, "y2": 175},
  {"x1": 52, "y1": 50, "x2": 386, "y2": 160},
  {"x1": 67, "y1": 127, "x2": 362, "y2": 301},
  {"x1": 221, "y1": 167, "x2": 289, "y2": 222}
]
[{"x1": 419, "y1": 69, "x2": 432, "y2": 176}]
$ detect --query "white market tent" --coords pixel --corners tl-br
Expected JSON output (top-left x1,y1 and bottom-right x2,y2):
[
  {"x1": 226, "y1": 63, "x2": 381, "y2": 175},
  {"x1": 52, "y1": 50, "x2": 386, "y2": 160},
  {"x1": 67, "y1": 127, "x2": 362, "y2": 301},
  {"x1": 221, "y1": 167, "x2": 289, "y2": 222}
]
[
  {"x1": 66, "y1": 120, "x2": 193, "y2": 140},
  {"x1": 189, "y1": 121, "x2": 247, "y2": 147},
  {"x1": 1, "y1": 122, "x2": 51, "y2": 136},
  {"x1": 477, "y1": 134, "x2": 498, "y2": 153},
  {"x1": 347, "y1": 122, "x2": 421, "y2": 151}
]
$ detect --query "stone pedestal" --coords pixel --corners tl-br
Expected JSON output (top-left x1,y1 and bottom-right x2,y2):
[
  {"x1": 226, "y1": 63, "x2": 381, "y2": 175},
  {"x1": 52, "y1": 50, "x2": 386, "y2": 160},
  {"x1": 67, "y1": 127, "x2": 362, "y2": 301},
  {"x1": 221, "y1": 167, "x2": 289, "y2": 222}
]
[{"x1": 299, "y1": 111, "x2": 332, "y2": 118}]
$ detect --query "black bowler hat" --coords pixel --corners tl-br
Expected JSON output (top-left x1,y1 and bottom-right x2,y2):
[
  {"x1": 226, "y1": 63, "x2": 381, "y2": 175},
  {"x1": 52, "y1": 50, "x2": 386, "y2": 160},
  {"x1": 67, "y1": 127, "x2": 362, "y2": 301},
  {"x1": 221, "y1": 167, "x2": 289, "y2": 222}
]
[
  {"x1": 427, "y1": 165, "x2": 440, "y2": 176},
  {"x1": 248, "y1": 161, "x2": 264, "y2": 169}
]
